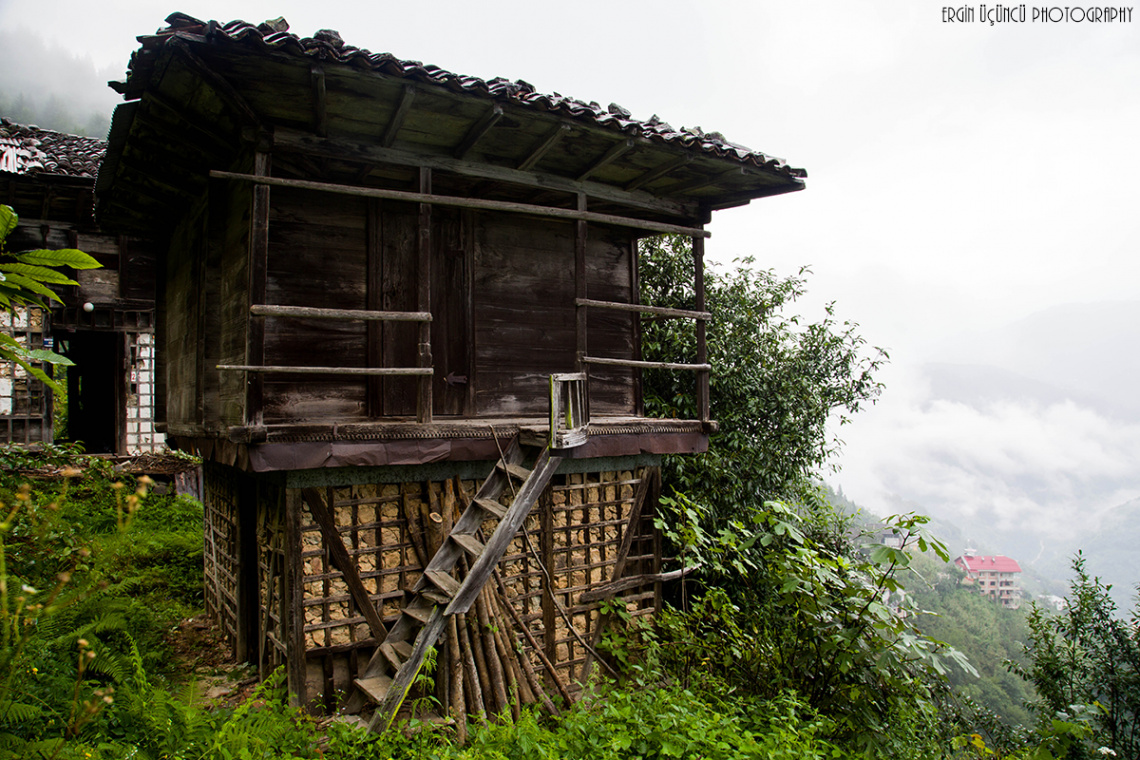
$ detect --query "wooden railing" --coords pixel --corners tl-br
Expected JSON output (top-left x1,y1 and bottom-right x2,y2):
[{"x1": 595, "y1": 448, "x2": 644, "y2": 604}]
[
  {"x1": 575, "y1": 236, "x2": 712, "y2": 423},
  {"x1": 217, "y1": 304, "x2": 435, "y2": 423}
]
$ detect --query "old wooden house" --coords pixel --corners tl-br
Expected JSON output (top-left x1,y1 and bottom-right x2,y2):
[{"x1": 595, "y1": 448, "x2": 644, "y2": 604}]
[
  {"x1": 94, "y1": 14, "x2": 805, "y2": 724},
  {"x1": 0, "y1": 119, "x2": 163, "y2": 453}
]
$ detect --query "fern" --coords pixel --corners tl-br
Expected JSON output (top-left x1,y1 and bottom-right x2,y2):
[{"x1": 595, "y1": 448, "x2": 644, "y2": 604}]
[{"x1": 0, "y1": 698, "x2": 42, "y2": 725}]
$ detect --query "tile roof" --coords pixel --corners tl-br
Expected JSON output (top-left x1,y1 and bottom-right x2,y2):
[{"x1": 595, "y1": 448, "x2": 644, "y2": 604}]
[
  {"x1": 122, "y1": 13, "x2": 805, "y2": 180},
  {"x1": 956, "y1": 555, "x2": 1022, "y2": 574},
  {"x1": 0, "y1": 119, "x2": 105, "y2": 179}
]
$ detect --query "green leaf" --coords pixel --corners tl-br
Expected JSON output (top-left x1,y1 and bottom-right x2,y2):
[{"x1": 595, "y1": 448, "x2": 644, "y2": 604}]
[
  {"x1": 15, "y1": 248, "x2": 102, "y2": 270},
  {"x1": 0, "y1": 263, "x2": 79, "y2": 286},
  {"x1": 0, "y1": 272, "x2": 62, "y2": 303},
  {"x1": 8, "y1": 354, "x2": 62, "y2": 393},
  {"x1": 0, "y1": 204, "x2": 16, "y2": 242},
  {"x1": 25, "y1": 348, "x2": 73, "y2": 366}
]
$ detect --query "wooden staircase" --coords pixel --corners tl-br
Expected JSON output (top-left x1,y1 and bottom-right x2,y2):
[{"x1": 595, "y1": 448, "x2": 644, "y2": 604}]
[{"x1": 340, "y1": 438, "x2": 562, "y2": 731}]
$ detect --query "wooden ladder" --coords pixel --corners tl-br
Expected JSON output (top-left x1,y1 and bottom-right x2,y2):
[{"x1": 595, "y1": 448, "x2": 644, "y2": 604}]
[{"x1": 340, "y1": 437, "x2": 562, "y2": 731}]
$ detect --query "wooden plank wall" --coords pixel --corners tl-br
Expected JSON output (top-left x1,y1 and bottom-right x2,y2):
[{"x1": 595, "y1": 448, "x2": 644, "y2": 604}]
[
  {"x1": 164, "y1": 200, "x2": 207, "y2": 429},
  {"x1": 473, "y1": 213, "x2": 635, "y2": 416},
  {"x1": 206, "y1": 177, "x2": 252, "y2": 427},
  {"x1": 263, "y1": 186, "x2": 369, "y2": 422},
  {"x1": 182, "y1": 183, "x2": 640, "y2": 432}
]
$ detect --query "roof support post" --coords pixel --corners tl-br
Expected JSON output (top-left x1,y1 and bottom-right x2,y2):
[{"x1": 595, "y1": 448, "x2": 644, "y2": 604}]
[
  {"x1": 417, "y1": 167, "x2": 433, "y2": 424},
  {"x1": 246, "y1": 141, "x2": 271, "y2": 428},
  {"x1": 692, "y1": 234, "x2": 709, "y2": 425},
  {"x1": 575, "y1": 193, "x2": 588, "y2": 376}
]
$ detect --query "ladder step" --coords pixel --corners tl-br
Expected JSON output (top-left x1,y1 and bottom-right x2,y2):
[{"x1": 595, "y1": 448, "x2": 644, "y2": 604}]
[
  {"x1": 474, "y1": 497, "x2": 507, "y2": 519},
  {"x1": 379, "y1": 642, "x2": 408, "y2": 670},
  {"x1": 420, "y1": 589, "x2": 450, "y2": 605},
  {"x1": 449, "y1": 532, "x2": 485, "y2": 558},
  {"x1": 353, "y1": 674, "x2": 393, "y2": 704},
  {"x1": 403, "y1": 603, "x2": 435, "y2": 624},
  {"x1": 496, "y1": 461, "x2": 531, "y2": 481},
  {"x1": 425, "y1": 569, "x2": 462, "y2": 598}
]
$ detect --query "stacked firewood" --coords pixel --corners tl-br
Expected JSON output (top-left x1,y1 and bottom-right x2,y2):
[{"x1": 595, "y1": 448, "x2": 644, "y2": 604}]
[{"x1": 399, "y1": 477, "x2": 573, "y2": 741}]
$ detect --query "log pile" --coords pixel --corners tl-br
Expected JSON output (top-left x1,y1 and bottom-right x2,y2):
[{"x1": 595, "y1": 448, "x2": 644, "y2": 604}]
[{"x1": 397, "y1": 476, "x2": 572, "y2": 738}]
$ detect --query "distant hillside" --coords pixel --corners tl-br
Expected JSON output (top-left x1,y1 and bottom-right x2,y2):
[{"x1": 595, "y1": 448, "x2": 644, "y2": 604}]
[{"x1": 935, "y1": 299, "x2": 1140, "y2": 420}]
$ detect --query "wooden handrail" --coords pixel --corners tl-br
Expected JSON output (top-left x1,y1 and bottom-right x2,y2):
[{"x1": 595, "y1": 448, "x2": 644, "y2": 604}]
[
  {"x1": 575, "y1": 298, "x2": 710, "y2": 321},
  {"x1": 581, "y1": 356, "x2": 711, "y2": 372},
  {"x1": 250, "y1": 304, "x2": 431, "y2": 322}
]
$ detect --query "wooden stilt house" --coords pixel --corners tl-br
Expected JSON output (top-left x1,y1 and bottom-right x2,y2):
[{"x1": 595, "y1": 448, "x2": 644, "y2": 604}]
[
  {"x1": 1, "y1": 119, "x2": 162, "y2": 453},
  {"x1": 94, "y1": 14, "x2": 806, "y2": 721}
]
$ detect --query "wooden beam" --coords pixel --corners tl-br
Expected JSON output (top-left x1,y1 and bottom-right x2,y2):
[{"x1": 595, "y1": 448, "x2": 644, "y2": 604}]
[
  {"x1": 382, "y1": 85, "x2": 416, "y2": 147},
  {"x1": 247, "y1": 147, "x2": 270, "y2": 428},
  {"x1": 217, "y1": 364, "x2": 432, "y2": 376},
  {"x1": 417, "y1": 168, "x2": 433, "y2": 424},
  {"x1": 578, "y1": 566, "x2": 697, "y2": 603},
  {"x1": 625, "y1": 154, "x2": 692, "y2": 192},
  {"x1": 301, "y1": 488, "x2": 389, "y2": 641},
  {"x1": 578, "y1": 468, "x2": 654, "y2": 683},
  {"x1": 367, "y1": 199, "x2": 383, "y2": 417},
  {"x1": 575, "y1": 193, "x2": 587, "y2": 374},
  {"x1": 577, "y1": 138, "x2": 634, "y2": 181},
  {"x1": 169, "y1": 37, "x2": 262, "y2": 127},
  {"x1": 518, "y1": 123, "x2": 570, "y2": 172},
  {"x1": 693, "y1": 235, "x2": 709, "y2": 423},
  {"x1": 284, "y1": 489, "x2": 307, "y2": 706},
  {"x1": 582, "y1": 356, "x2": 711, "y2": 371},
  {"x1": 272, "y1": 128, "x2": 700, "y2": 220},
  {"x1": 454, "y1": 103, "x2": 503, "y2": 159},
  {"x1": 211, "y1": 170, "x2": 711, "y2": 238},
  {"x1": 250, "y1": 304, "x2": 431, "y2": 322},
  {"x1": 575, "y1": 298, "x2": 710, "y2": 321},
  {"x1": 311, "y1": 64, "x2": 328, "y2": 138}
]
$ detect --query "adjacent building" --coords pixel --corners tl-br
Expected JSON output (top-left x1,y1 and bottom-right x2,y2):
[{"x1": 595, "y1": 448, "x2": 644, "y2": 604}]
[
  {"x1": 956, "y1": 552, "x2": 1022, "y2": 608},
  {"x1": 0, "y1": 118, "x2": 163, "y2": 453}
]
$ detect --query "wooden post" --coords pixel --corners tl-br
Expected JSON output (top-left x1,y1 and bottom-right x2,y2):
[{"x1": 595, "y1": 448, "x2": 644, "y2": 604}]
[
  {"x1": 575, "y1": 193, "x2": 588, "y2": 416},
  {"x1": 417, "y1": 167, "x2": 433, "y2": 423},
  {"x1": 366, "y1": 199, "x2": 383, "y2": 416},
  {"x1": 693, "y1": 234, "x2": 710, "y2": 424},
  {"x1": 284, "y1": 488, "x2": 308, "y2": 706},
  {"x1": 247, "y1": 144, "x2": 271, "y2": 427},
  {"x1": 539, "y1": 489, "x2": 557, "y2": 677}
]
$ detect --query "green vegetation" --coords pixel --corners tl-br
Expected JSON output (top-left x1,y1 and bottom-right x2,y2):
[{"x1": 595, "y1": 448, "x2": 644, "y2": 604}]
[
  {"x1": 0, "y1": 204, "x2": 101, "y2": 392},
  {"x1": 2, "y1": 239, "x2": 1135, "y2": 757}
]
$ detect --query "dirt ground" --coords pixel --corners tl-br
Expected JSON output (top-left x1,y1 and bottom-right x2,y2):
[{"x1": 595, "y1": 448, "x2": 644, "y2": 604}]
[{"x1": 165, "y1": 614, "x2": 261, "y2": 708}]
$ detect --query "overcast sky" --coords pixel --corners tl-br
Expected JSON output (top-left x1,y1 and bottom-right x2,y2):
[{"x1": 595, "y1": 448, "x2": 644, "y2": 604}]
[{"x1": 3, "y1": 1, "x2": 1138, "y2": 570}]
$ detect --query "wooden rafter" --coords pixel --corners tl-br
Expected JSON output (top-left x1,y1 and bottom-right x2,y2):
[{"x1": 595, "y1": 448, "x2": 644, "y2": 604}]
[
  {"x1": 624, "y1": 154, "x2": 692, "y2": 192},
  {"x1": 311, "y1": 64, "x2": 328, "y2": 138},
  {"x1": 169, "y1": 37, "x2": 262, "y2": 127},
  {"x1": 274, "y1": 128, "x2": 700, "y2": 219},
  {"x1": 577, "y1": 138, "x2": 634, "y2": 181},
  {"x1": 382, "y1": 84, "x2": 416, "y2": 147},
  {"x1": 518, "y1": 123, "x2": 570, "y2": 171},
  {"x1": 453, "y1": 103, "x2": 503, "y2": 159}
]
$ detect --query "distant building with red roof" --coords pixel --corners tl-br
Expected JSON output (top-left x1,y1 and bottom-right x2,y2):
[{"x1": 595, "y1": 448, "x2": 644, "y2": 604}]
[{"x1": 955, "y1": 552, "x2": 1023, "y2": 608}]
